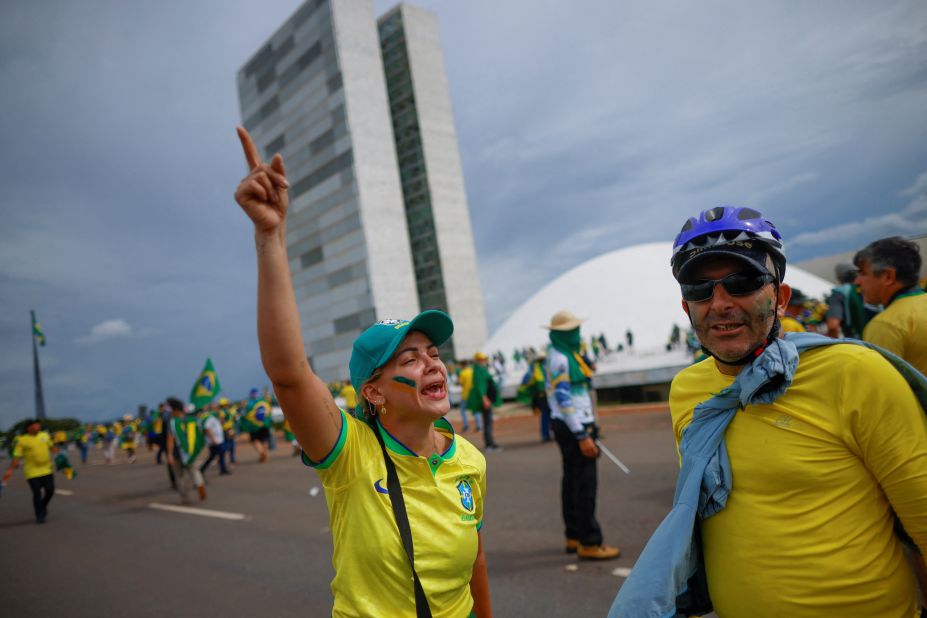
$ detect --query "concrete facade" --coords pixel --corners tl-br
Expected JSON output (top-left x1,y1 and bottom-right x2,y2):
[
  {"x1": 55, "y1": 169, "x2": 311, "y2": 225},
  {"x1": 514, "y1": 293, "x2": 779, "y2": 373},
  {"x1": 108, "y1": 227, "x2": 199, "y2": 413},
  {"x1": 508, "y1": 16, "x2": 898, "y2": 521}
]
[
  {"x1": 237, "y1": 0, "x2": 418, "y2": 382},
  {"x1": 378, "y1": 4, "x2": 487, "y2": 360},
  {"x1": 237, "y1": 0, "x2": 486, "y2": 381}
]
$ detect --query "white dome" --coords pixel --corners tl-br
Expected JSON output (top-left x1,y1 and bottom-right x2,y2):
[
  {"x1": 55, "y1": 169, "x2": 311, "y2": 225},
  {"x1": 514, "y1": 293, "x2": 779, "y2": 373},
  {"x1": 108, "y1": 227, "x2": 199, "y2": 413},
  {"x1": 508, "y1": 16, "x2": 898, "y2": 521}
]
[{"x1": 484, "y1": 242, "x2": 835, "y2": 356}]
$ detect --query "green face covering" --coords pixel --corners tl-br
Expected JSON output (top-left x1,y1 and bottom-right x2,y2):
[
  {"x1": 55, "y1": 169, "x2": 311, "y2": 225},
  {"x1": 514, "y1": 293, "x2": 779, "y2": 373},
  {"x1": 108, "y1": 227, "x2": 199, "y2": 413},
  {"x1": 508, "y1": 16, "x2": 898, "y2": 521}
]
[
  {"x1": 549, "y1": 328, "x2": 591, "y2": 385},
  {"x1": 549, "y1": 328, "x2": 581, "y2": 354}
]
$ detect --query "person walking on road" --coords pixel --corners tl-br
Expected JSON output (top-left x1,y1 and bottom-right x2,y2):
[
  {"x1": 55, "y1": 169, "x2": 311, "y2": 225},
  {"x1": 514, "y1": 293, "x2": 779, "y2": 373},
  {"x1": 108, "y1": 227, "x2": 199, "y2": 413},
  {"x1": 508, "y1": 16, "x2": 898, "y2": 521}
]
[
  {"x1": 199, "y1": 407, "x2": 230, "y2": 476},
  {"x1": 232, "y1": 126, "x2": 492, "y2": 618},
  {"x1": 166, "y1": 398, "x2": 207, "y2": 503},
  {"x1": 241, "y1": 388, "x2": 271, "y2": 463},
  {"x1": 611, "y1": 206, "x2": 927, "y2": 618},
  {"x1": 467, "y1": 352, "x2": 501, "y2": 452},
  {"x1": 544, "y1": 310, "x2": 619, "y2": 561},
  {"x1": 2, "y1": 419, "x2": 58, "y2": 524}
]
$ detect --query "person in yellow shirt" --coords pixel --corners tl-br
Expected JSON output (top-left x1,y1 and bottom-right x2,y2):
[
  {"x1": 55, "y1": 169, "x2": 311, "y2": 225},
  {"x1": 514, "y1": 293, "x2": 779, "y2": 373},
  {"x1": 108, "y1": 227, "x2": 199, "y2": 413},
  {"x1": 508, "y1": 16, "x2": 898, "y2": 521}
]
[
  {"x1": 855, "y1": 236, "x2": 927, "y2": 374},
  {"x1": 457, "y1": 359, "x2": 480, "y2": 433},
  {"x1": 339, "y1": 382, "x2": 357, "y2": 411},
  {"x1": 233, "y1": 128, "x2": 492, "y2": 617},
  {"x1": 634, "y1": 207, "x2": 927, "y2": 617},
  {"x1": 2, "y1": 419, "x2": 58, "y2": 524}
]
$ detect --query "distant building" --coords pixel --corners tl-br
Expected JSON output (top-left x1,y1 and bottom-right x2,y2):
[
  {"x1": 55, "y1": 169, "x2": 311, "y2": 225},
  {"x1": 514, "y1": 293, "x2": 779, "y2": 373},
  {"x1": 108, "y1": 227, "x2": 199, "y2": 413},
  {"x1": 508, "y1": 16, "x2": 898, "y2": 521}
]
[
  {"x1": 237, "y1": 0, "x2": 486, "y2": 381},
  {"x1": 795, "y1": 233, "x2": 927, "y2": 283}
]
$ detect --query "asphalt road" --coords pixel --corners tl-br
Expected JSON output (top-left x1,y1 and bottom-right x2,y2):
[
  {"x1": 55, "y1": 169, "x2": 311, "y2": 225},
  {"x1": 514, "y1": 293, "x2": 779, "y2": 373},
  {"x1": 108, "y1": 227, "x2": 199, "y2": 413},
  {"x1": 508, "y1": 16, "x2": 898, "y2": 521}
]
[{"x1": 0, "y1": 405, "x2": 679, "y2": 617}]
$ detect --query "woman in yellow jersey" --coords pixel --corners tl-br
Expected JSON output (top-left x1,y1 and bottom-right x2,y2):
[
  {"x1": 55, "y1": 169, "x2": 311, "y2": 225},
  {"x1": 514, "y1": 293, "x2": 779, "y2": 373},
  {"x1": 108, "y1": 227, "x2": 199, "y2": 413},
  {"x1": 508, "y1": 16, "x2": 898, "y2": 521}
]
[{"x1": 233, "y1": 127, "x2": 492, "y2": 618}]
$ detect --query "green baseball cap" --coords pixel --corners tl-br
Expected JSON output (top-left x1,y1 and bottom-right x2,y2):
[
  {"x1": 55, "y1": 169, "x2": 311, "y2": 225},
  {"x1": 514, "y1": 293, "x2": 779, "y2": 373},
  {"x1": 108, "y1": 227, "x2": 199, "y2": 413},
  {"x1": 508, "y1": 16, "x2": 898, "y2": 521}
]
[{"x1": 349, "y1": 310, "x2": 454, "y2": 397}]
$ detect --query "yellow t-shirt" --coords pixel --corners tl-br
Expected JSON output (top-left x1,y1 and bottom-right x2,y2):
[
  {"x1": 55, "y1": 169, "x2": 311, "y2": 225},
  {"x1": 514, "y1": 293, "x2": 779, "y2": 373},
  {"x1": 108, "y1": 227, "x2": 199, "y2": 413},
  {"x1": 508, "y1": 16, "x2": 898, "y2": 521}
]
[
  {"x1": 670, "y1": 345, "x2": 927, "y2": 618},
  {"x1": 305, "y1": 412, "x2": 485, "y2": 618},
  {"x1": 339, "y1": 384, "x2": 357, "y2": 410},
  {"x1": 13, "y1": 432, "x2": 54, "y2": 480},
  {"x1": 459, "y1": 367, "x2": 474, "y2": 400},
  {"x1": 779, "y1": 315, "x2": 805, "y2": 333},
  {"x1": 863, "y1": 290, "x2": 927, "y2": 375}
]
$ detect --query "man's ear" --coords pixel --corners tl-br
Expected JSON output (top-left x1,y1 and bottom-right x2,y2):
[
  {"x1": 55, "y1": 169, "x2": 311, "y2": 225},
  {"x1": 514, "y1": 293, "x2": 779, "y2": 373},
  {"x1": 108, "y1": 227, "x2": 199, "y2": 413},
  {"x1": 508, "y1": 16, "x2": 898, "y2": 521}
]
[
  {"x1": 680, "y1": 298, "x2": 690, "y2": 316},
  {"x1": 777, "y1": 283, "x2": 792, "y2": 312},
  {"x1": 879, "y1": 266, "x2": 898, "y2": 286}
]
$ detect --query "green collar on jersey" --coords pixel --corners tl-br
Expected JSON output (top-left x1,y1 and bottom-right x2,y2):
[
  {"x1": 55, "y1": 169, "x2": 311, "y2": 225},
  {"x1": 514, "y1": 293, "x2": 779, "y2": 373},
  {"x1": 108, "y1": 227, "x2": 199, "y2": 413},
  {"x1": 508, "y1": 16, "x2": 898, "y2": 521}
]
[
  {"x1": 375, "y1": 417, "x2": 457, "y2": 462},
  {"x1": 887, "y1": 286, "x2": 925, "y2": 307}
]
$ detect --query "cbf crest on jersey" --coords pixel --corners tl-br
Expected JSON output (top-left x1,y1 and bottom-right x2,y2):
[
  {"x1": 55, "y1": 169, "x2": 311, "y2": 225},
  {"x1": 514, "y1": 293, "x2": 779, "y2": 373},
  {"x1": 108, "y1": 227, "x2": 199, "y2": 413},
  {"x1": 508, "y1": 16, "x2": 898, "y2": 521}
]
[{"x1": 457, "y1": 479, "x2": 474, "y2": 512}]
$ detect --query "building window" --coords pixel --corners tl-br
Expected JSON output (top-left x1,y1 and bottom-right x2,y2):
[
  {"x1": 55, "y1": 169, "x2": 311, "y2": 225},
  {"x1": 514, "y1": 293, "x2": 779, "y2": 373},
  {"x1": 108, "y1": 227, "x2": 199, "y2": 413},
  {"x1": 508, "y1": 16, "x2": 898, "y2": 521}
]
[
  {"x1": 265, "y1": 133, "x2": 286, "y2": 159},
  {"x1": 301, "y1": 247, "x2": 323, "y2": 269}
]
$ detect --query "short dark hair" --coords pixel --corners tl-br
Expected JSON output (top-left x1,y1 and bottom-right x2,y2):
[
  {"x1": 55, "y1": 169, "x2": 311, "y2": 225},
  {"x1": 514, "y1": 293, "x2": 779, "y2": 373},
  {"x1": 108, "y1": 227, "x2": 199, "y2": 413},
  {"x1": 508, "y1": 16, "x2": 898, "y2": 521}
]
[
  {"x1": 854, "y1": 237, "x2": 922, "y2": 287},
  {"x1": 166, "y1": 397, "x2": 184, "y2": 412}
]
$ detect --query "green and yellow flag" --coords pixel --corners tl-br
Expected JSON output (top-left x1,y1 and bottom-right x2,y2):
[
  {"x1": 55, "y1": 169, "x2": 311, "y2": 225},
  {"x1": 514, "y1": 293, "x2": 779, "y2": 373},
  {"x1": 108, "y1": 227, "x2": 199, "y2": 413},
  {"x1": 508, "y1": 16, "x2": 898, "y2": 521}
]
[
  {"x1": 32, "y1": 314, "x2": 46, "y2": 346},
  {"x1": 190, "y1": 358, "x2": 221, "y2": 409},
  {"x1": 170, "y1": 416, "x2": 205, "y2": 466}
]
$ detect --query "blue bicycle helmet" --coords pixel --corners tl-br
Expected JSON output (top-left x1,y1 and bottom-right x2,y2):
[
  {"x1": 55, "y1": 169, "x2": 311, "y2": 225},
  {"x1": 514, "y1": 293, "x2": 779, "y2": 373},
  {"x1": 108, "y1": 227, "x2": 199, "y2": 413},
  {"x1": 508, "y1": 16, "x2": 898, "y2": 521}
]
[{"x1": 671, "y1": 206, "x2": 786, "y2": 282}]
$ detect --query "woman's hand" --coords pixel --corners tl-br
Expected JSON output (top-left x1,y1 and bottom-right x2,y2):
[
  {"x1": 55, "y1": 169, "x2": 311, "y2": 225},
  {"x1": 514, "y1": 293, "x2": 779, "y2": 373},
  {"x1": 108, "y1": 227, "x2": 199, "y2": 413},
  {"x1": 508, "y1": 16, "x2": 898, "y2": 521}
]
[{"x1": 234, "y1": 127, "x2": 290, "y2": 234}]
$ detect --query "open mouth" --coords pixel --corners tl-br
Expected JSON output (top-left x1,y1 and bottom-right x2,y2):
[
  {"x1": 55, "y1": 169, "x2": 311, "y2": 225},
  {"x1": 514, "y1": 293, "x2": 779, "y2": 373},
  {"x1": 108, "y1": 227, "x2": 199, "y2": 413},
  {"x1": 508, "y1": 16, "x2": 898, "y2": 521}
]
[
  {"x1": 421, "y1": 381, "x2": 447, "y2": 400},
  {"x1": 711, "y1": 322, "x2": 744, "y2": 334}
]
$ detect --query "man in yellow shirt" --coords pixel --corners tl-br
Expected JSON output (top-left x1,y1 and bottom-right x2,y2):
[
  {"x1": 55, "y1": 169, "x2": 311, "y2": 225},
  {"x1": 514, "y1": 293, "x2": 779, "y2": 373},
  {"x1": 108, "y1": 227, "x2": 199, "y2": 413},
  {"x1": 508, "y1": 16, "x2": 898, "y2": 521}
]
[
  {"x1": 2, "y1": 419, "x2": 58, "y2": 524},
  {"x1": 635, "y1": 207, "x2": 926, "y2": 617},
  {"x1": 855, "y1": 236, "x2": 927, "y2": 374}
]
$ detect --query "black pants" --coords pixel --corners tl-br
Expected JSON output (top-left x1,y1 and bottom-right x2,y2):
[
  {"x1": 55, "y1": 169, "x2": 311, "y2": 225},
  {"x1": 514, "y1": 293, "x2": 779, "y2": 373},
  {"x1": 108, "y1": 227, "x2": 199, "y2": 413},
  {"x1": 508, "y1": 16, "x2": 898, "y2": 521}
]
[
  {"x1": 200, "y1": 443, "x2": 228, "y2": 474},
  {"x1": 154, "y1": 435, "x2": 167, "y2": 464},
  {"x1": 27, "y1": 474, "x2": 55, "y2": 523},
  {"x1": 552, "y1": 419, "x2": 602, "y2": 546},
  {"x1": 482, "y1": 406, "x2": 497, "y2": 448}
]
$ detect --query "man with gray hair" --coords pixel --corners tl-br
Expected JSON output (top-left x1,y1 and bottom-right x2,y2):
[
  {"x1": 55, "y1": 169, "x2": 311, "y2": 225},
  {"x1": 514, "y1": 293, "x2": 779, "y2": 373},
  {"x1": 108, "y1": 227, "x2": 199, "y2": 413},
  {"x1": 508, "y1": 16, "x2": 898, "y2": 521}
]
[{"x1": 855, "y1": 236, "x2": 927, "y2": 373}]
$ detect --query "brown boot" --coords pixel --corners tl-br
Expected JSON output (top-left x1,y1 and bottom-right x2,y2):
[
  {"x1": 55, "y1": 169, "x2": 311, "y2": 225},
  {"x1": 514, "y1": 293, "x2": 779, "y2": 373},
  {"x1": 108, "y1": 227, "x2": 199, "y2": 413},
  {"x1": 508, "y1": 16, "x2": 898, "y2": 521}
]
[
  {"x1": 565, "y1": 538, "x2": 580, "y2": 554},
  {"x1": 577, "y1": 543, "x2": 620, "y2": 560},
  {"x1": 197, "y1": 485, "x2": 207, "y2": 501}
]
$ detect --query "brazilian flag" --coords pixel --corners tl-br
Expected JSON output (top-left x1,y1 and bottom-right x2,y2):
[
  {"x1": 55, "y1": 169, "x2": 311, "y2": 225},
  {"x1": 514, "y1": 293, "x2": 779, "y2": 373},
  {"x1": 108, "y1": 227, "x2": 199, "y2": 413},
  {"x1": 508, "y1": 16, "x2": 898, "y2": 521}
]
[
  {"x1": 190, "y1": 358, "x2": 221, "y2": 408},
  {"x1": 171, "y1": 416, "x2": 205, "y2": 466},
  {"x1": 241, "y1": 398, "x2": 271, "y2": 433},
  {"x1": 32, "y1": 314, "x2": 46, "y2": 347}
]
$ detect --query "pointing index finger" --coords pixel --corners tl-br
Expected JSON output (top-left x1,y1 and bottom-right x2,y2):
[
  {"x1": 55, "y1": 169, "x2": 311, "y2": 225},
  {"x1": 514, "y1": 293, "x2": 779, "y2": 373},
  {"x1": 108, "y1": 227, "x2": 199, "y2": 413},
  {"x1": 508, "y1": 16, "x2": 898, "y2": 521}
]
[{"x1": 237, "y1": 126, "x2": 262, "y2": 171}]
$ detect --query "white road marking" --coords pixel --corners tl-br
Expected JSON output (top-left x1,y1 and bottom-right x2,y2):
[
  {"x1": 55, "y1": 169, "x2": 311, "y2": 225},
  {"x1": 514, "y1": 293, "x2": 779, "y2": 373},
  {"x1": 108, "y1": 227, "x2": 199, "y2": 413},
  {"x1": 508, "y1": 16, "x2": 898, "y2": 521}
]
[
  {"x1": 148, "y1": 503, "x2": 246, "y2": 520},
  {"x1": 56, "y1": 489, "x2": 74, "y2": 496},
  {"x1": 565, "y1": 564, "x2": 579, "y2": 572},
  {"x1": 612, "y1": 567, "x2": 632, "y2": 578}
]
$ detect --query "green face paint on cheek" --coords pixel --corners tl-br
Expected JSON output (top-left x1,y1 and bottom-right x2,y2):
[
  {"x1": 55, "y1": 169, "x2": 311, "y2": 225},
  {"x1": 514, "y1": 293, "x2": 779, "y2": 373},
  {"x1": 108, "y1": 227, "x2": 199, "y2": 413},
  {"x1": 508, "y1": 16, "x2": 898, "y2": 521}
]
[
  {"x1": 761, "y1": 298, "x2": 773, "y2": 317},
  {"x1": 392, "y1": 376, "x2": 417, "y2": 389}
]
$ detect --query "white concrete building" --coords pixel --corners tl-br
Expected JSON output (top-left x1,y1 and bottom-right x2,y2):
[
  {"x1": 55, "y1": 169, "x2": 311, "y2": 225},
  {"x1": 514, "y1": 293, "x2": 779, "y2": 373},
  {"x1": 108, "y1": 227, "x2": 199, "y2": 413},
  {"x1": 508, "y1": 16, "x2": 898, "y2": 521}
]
[{"x1": 237, "y1": 0, "x2": 486, "y2": 380}]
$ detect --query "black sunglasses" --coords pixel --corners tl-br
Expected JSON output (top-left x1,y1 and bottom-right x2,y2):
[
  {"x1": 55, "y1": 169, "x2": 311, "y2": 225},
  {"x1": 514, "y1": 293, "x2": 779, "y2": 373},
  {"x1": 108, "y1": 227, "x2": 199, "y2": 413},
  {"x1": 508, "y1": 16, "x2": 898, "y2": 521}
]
[{"x1": 681, "y1": 272, "x2": 775, "y2": 302}]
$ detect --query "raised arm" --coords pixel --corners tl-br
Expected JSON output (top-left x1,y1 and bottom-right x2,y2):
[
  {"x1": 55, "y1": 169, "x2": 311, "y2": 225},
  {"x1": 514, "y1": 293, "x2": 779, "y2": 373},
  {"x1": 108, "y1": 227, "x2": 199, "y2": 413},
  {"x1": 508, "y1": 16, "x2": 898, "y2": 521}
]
[{"x1": 233, "y1": 127, "x2": 341, "y2": 461}]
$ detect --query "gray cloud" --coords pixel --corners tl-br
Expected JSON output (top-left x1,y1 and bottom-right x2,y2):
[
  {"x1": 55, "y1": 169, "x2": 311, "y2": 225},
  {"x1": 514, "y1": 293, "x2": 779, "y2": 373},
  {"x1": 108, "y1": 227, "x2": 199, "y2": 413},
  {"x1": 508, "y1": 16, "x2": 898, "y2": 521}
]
[{"x1": 1, "y1": 0, "x2": 926, "y2": 427}]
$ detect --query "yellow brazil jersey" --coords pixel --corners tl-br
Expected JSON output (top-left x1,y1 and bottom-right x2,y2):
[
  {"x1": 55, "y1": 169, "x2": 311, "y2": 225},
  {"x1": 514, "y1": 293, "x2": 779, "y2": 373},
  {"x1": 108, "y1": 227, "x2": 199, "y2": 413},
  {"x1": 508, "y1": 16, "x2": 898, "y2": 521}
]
[
  {"x1": 459, "y1": 367, "x2": 473, "y2": 400},
  {"x1": 863, "y1": 290, "x2": 927, "y2": 375},
  {"x1": 304, "y1": 412, "x2": 485, "y2": 618},
  {"x1": 670, "y1": 345, "x2": 927, "y2": 618},
  {"x1": 339, "y1": 384, "x2": 357, "y2": 410},
  {"x1": 779, "y1": 315, "x2": 805, "y2": 333},
  {"x1": 13, "y1": 432, "x2": 54, "y2": 480}
]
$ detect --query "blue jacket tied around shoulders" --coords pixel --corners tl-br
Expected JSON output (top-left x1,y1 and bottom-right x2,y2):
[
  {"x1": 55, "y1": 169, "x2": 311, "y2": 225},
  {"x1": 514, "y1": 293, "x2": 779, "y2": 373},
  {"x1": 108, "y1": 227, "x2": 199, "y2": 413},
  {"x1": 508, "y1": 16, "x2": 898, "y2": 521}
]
[{"x1": 608, "y1": 332, "x2": 927, "y2": 618}]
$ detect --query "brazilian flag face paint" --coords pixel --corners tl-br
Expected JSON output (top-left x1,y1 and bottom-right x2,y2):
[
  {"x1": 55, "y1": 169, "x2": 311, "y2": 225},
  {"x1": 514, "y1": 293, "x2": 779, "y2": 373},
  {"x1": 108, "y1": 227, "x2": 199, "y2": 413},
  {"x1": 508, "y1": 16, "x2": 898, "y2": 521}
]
[{"x1": 392, "y1": 376, "x2": 417, "y2": 390}]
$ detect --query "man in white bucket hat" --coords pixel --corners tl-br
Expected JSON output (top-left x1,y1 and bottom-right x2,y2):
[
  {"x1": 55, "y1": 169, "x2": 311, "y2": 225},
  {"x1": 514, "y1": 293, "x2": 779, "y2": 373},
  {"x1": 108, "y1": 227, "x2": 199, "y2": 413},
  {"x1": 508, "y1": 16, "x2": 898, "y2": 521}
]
[{"x1": 545, "y1": 310, "x2": 620, "y2": 560}]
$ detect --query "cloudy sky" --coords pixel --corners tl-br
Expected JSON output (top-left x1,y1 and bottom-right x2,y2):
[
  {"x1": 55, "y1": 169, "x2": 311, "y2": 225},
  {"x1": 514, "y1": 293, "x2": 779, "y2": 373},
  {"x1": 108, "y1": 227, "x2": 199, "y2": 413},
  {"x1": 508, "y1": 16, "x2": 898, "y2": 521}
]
[{"x1": 1, "y1": 0, "x2": 925, "y2": 428}]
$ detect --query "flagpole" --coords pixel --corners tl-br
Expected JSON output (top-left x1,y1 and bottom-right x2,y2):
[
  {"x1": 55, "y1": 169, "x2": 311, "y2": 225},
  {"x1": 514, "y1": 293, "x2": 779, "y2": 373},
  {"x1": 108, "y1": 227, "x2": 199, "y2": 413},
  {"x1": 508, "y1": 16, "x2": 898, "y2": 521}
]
[{"x1": 31, "y1": 310, "x2": 47, "y2": 420}]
